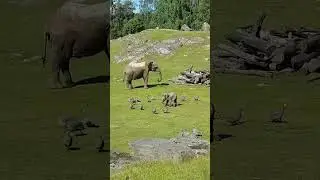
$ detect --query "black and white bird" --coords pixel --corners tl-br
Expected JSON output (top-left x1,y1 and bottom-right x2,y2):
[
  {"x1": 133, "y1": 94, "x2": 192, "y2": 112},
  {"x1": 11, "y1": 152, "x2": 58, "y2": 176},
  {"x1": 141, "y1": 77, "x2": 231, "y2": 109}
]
[
  {"x1": 271, "y1": 103, "x2": 287, "y2": 123},
  {"x1": 193, "y1": 96, "x2": 200, "y2": 101},
  {"x1": 228, "y1": 108, "x2": 245, "y2": 126},
  {"x1": 140, "y1": 105, "x2": 144, "y2": 110},
  {"x1": 96, "y1": 136, "x2": 105, "y2": 152}
]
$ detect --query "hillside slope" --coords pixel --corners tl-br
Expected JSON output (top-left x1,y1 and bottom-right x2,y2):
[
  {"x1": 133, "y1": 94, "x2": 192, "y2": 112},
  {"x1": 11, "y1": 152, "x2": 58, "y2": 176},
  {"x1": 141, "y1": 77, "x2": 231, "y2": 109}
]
[{"x1": 110, "y1": 29, "x2": 211, "y2": 179}]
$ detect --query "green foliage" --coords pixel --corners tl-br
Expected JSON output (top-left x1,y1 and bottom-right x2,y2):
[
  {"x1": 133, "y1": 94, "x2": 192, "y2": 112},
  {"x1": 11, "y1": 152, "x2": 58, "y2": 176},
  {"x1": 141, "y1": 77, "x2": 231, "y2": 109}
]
[
  {"x1": 122, "y1": 15, "x2": 145, "y2": 35},
  {"x1": 111, "y1": 0, "x2": 210, "y2": 39}
]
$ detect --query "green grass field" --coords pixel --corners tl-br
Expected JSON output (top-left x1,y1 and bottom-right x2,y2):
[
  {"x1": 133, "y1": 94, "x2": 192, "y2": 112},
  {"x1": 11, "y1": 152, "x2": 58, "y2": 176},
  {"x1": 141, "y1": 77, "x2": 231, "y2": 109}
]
[
  {"x1": 212, "y1": 0, "x2": 320, "y2": 179},
  {"x1": 110, "y1": 30, "x2": 210, "y2": 179}
]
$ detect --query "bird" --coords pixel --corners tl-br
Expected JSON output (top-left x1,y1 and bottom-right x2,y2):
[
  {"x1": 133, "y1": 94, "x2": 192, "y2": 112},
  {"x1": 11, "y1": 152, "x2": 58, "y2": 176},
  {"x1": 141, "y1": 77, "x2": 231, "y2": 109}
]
[
  {"x1": 193, "y1": 96, "x2": 200, "y2": 101},
  {"x1": 271, "y1": 103, "x2": 287, "y2": 123},
  {"x1": 152, "y1": 107, "x2": 157, "y2": 114},
  {"x1": 82, "y1": 118, "x2": 100, "y2": 128},
  {"x1": 140, "y1": 104, "x2": 144, "y2": 110},
  {"x1": 181, "y1": 96, "x2": 187, "y2": 101},
  {"x1": 228, "y1": 108, "x2": 245, "y2": 126},
  {"x1": 162, "y1": 106, "x2": 169, "y2": 113},
  {"x1": 96, "y1": 135, "x2": 105, "y2": 152},
  {"x1": 64, "y1": 132, "x2": 73, "y2": 150},
  {"x1": 59, "y1": 116, "x2": 86, "y2": 135},
  {"x1": 147, "y1": 96, "x2": 152, "y2": 102}
]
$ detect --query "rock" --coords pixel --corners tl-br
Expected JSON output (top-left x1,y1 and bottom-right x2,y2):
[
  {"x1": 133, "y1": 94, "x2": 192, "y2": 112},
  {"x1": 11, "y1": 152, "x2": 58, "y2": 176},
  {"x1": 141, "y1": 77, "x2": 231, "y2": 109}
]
[
  {"x1": 113, "y1": 36, "x2": 204, "y2": 63},
  {"x1": 129, "y1": 129, "x2": 209, "y2": 163},
  {"x1": 202, "y1": 22, "x2": 210, "y2": 32},
  {"x1": 110, "y1": 150, "x2": 137, "y2": 171},
  {"x1": 181, "y1": 24, "x2": 191, "y2": 31}
]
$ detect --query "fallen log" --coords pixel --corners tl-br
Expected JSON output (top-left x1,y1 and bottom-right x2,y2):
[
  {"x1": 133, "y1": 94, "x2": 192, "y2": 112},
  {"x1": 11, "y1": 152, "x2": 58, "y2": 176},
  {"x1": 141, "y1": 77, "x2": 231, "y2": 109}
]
[
  {"x1": 301, "y1": 57, "x2": 320, "y2": 73},
  {"x1": 291, "y1": 51, "x2": 320, "y2": 69},
  {"x1": 217, "y1": 44, "x2": 269, "y2": 68},
  {"x1": 225, "y1": 29, "x2": 276, "y2": 55},
  {"x1": 214, "y1": 68, "x2": 273, "y2": 77},
  {"x1": 212, "y1": 56, "x2": 246, "y2": 70},
  {"x1": 301, "y1": 34, "x2": 320, "y2": 53}
]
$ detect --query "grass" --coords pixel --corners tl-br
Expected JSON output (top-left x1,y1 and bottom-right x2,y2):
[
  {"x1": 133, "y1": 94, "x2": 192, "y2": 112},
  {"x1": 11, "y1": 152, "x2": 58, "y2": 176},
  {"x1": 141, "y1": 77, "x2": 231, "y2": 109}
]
[
  {"x1": 0, "y1": 1, "x2": 109, "y2": 179},
  {"x1": 110, "y1": 29, "x2": 210, "y2": 179},
  {"x1": 212, "y1": 0, "x2": 320, "y2": 179}
]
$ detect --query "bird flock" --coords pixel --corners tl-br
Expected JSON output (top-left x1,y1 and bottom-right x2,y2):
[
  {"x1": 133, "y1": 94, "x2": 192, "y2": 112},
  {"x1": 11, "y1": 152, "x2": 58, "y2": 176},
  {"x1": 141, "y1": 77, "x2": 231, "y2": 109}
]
[
  {"x1": 213, "y1": 103, "x2": 288, "y2": 141},
  {"x1": 127, "y1": 93, "x2": 201, "y2": 115}
]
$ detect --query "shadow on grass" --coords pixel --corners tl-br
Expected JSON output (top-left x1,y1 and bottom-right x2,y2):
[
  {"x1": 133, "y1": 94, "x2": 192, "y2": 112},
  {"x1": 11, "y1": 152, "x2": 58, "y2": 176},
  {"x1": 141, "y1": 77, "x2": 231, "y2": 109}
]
[
  {"x1": 98, "y1": 149, "x2": 109, "y2": 153},
  {"x1": 134, "y1": 82, "x2": 169, "y2": 89},
  {"x1": 67, "y1": 147, "x2": 80, "y2": 151},
  {"x1": 74, "y1": 75, "x2": 110, "y2": 86},
  {"x1": 216, "y1": 133, "x2": 234, "y2": 141}
]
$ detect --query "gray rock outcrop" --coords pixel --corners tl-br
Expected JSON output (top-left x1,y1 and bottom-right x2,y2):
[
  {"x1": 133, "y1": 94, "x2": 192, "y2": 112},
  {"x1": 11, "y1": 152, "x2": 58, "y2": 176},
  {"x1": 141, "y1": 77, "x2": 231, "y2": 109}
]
[
  {"x1": 181, "y1": 24, "x2": 192, "y2": 31},
  {"x1": 202, "y1": 22, "x2": 210, "y2": 32}
]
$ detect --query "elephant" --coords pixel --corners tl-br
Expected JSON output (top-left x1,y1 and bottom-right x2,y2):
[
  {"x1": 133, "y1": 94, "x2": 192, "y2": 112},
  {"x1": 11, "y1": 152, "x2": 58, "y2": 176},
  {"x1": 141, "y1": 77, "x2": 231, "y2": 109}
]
[
  {"x1": 41, "y1": 1, "x2": 110, "y2": 88},
  {"x1": 210, "y1": 103, "x2": 215, "y2": 141},
  {"x1": 162, "y1": 92, "x2": 178, "y2": 107},
  {"x1": 123, "y1": 61, "x2": 162, "y2": 89}
]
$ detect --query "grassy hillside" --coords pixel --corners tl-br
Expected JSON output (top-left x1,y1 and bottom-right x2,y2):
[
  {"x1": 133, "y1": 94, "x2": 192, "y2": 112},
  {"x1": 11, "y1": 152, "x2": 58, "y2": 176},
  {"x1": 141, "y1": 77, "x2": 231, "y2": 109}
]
[
  {"x1": 212, "y1": 0, "x2": 320, "y2": 179},
  {"x1": 110, "y1": 29, "x2": 210, "y2": 179}
]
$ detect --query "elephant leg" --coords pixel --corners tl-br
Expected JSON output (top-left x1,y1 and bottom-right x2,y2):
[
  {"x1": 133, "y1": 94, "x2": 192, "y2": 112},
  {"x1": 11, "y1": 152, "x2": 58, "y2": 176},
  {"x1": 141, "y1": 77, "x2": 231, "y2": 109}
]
[
  {"x1": 60, "y1": 60, "x2": 74, "y2": 88},
  {"x1": 104, "y1": 49, "x2": 110, "y2": 76},
  {"x1": 143, "y1": 76, "x2": 149, "y2": 89},
  {"x1": 51, "y1": 54, "x2": 63, "y2": 89},
  {"x1": 128, "y1": 80, "x2": 133, "y2": 89}
]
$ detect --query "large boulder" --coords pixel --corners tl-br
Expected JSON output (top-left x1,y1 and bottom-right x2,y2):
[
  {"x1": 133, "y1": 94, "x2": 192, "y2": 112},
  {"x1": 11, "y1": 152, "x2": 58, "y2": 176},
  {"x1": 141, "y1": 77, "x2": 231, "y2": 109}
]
[
  {"x1": 202, "y1": 22, "x2": 210, "y2": 32},
  {"x1": 181, "y1": 24, "x2": 191, "y2": 31},
  {"x1": 129, "y1": 129, "x2": 209, "y2": 162}
]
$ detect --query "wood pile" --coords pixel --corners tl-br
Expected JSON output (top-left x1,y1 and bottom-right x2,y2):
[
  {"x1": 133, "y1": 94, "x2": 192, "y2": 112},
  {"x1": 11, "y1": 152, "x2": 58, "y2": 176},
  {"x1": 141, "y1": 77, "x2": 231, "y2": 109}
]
[
  {"x1": 212, "y1": 12, "x2": 320, "y2": 77},
  {"x1": 169, "y1": 65, "x2": 210, "y2": 85}
]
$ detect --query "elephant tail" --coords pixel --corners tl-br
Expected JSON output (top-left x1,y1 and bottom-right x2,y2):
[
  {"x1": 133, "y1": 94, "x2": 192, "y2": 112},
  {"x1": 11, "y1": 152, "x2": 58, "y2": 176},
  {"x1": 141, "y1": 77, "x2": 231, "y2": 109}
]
[{"x1": 41, "y1": 31, "x2": 51, "y2": 68}]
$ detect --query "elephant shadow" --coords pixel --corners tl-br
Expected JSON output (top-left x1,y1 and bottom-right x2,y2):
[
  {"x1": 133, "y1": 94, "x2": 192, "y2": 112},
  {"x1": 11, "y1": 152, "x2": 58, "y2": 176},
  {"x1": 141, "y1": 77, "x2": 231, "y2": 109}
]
[
  {"x1": 135, "y1": 82, "x2": 169, "y2": 89},
  {"x1": 68, "y1": 147, "x2": 81, "y2": 151},
  {"x1": 215, "y1": 133, "x2": 234, "y2": 141},
  {"x1": 74, "y1": 75, "x2": 110, "y2": 86}
]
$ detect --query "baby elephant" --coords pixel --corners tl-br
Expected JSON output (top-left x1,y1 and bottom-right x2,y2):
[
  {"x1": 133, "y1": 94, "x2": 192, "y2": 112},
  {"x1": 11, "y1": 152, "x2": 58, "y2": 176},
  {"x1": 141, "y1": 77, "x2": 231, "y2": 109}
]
[
  {"x1": 123, "y1": 60, "x2": 162, "y2": 89},
  {"x1": 162, "y1": 92, "x2": 178, "y2": 107}
]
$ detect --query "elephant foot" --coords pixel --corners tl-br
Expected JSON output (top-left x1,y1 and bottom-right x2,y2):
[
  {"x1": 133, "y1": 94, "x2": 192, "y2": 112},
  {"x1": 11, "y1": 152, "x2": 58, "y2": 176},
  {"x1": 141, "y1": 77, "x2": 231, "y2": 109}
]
[
  {"x1": 50, "y1": 81, "x2": 63, "y2": 89},
  {"x1": 63, "y1": 81, "x2": 75, "y2": 88}
]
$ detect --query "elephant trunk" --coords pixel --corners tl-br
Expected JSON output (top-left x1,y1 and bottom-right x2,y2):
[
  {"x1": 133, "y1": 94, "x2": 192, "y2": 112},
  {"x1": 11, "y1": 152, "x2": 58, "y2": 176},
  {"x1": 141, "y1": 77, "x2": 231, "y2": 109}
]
[{"x1": 157, "y1": 68, "x2": 162, "y2": 82}]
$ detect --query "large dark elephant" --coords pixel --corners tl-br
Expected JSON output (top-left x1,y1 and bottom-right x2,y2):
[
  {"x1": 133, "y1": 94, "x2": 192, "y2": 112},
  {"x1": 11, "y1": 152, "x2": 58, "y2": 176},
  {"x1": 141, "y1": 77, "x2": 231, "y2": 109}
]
[
  {"x1": 123, "y1": 61, "x2": 162, "y2": 89},
  {"x1": 41, "y1": 1, "x2": 110, "y2": 88}
]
